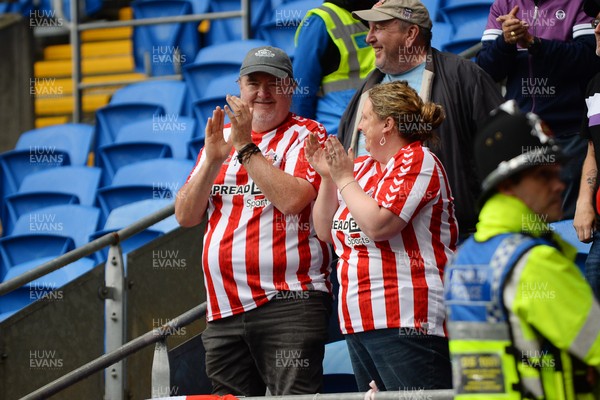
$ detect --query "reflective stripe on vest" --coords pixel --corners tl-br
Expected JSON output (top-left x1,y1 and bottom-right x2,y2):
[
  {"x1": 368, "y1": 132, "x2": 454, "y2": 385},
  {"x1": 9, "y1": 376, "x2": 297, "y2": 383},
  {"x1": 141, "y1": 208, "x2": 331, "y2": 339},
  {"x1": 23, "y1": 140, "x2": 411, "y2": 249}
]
[{"x1": 295, "y1": 3, "x2": 374, "y2": 95}]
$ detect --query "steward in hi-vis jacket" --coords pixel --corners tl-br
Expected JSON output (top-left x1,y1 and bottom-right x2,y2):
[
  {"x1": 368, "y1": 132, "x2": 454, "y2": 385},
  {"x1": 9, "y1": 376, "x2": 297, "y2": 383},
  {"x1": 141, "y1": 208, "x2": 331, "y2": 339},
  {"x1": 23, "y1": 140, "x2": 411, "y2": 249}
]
[{"x1": 445, "y1": 100, "x2": 600, "y2": 399}]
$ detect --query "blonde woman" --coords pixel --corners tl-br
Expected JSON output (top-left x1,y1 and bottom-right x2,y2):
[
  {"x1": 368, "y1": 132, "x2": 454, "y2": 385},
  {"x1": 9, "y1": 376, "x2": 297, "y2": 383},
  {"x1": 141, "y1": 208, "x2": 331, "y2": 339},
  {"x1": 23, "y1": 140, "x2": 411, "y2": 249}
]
[{"x1": 306, "y1": 80, "x2": 457, "y2": 391}]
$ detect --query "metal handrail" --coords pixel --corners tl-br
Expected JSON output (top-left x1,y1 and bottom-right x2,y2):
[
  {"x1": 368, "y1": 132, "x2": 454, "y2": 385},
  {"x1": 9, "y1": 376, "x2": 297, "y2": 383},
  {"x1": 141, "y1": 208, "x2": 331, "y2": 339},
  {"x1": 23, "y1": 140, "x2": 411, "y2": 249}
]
[
  {"x1": 69, "y1": 0, "x2": 252, "y2": 121},
  {"x1": 245, "y1": 391, "x2": 454, "y2": 400},
  {"x1": 0, "y1": 203, "x2": 175, "y2": 296},
  {"x1": 21, "y1": 302, "x2": 208, "y2": 400},
  {"x1": 458, "y1": 42, "x2": 482, "y2": 59}
]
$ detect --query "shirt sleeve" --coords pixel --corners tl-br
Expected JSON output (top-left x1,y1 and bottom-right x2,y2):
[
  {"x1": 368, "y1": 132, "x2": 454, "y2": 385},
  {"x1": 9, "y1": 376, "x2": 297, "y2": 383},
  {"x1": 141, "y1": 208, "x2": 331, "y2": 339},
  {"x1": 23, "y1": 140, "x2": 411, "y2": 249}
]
[
  {"x1": 375, "y1": 149, "x2": 439, "y2": 223},
  {"x1": 285, "y1": 121, "x2": 328, "y2": 190}
]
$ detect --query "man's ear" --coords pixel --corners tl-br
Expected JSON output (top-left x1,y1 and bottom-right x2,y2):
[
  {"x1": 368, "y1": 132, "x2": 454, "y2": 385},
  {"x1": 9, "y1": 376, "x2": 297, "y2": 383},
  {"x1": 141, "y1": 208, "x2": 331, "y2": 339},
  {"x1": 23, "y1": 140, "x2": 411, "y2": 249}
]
[{"x1": 405, "y1": 25, "x2": 420, "y2": 47}]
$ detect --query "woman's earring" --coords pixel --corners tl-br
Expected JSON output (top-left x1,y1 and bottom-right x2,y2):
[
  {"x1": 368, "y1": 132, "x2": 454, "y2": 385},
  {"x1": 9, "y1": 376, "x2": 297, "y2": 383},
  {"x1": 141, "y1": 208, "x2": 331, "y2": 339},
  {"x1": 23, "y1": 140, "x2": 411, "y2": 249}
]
[{"x1": 379, "y1": 136, "x2": 386, "y2": 146}]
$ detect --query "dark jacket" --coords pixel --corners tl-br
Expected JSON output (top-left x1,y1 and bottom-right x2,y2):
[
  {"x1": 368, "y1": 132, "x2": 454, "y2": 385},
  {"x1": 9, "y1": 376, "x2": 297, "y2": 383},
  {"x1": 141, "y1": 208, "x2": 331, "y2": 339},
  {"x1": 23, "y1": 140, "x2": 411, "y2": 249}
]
[
  {"x1": 476, "y1": 0, "x2": 600, "y2": 136},
  {"x1": 338, "y1": 48, "x2": 504, "y2": 236}
]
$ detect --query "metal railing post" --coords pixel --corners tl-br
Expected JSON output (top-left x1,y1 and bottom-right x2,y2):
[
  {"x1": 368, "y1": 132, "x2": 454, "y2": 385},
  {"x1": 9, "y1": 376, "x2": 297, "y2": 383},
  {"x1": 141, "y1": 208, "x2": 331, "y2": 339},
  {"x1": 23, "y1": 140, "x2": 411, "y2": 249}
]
[
  {"x1": 69, "y1": 0, "x2": 82, "y2": 122},
  {"x1": 241, "y1": 0, "x2": 251, "y2": 39},
  {"x1": 104, "y1": 244, "x2": 126, "y2": 400},
  {"x1": 151, "y1": 340, "x2": 171, "y2": 398}
]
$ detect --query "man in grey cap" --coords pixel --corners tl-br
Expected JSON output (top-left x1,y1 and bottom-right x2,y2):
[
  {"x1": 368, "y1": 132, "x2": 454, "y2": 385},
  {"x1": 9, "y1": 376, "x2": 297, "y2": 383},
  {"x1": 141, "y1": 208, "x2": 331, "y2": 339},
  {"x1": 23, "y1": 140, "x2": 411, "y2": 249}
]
[
  {"x1": 337, "y1": 0, "x2": 504, "y2": 240},
  {"x1": 176, "y1": 46, "x2": 332, "y2": 395}
]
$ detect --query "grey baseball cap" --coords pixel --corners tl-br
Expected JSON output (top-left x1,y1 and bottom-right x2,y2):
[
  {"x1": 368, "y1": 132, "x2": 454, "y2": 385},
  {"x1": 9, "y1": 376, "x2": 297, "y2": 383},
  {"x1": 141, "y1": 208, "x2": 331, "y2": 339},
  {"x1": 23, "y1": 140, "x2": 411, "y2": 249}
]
[
  {"x1": 353, "y1": 0, "x2": 432, "y2": 30},
  {"x1": 239, "y1": 46, "x2": 294, "y2": 79}
]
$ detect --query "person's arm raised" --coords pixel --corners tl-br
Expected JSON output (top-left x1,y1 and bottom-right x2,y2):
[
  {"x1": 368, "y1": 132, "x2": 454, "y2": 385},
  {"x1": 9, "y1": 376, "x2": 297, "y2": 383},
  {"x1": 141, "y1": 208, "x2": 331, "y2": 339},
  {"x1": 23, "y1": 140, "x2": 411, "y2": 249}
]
[{"x1": 175, "y1": 107, "x2": 231, "y2": 227}]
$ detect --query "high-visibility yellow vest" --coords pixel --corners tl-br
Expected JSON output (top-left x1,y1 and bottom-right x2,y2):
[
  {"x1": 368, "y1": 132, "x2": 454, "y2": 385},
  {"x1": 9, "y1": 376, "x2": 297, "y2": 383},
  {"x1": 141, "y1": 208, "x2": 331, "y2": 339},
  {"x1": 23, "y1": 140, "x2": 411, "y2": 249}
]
[
  {"x1": 295, "y1": 2, "x2": 374, "y2": 95},
  {"x1": 446, "y1": 232, "x2": 597, "y2": 400}
]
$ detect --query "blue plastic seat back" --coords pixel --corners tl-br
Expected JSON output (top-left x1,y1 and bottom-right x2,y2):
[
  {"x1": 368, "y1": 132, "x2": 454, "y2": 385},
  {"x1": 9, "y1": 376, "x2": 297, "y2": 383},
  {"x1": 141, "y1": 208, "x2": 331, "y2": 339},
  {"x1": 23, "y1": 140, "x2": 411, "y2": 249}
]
[
  {"x1": 192, "y1": 73, "x2": 240, "y2": 133},
  {"x1": 12, "y1": 204, "x2": 102, "y2": 249},
  {"x1": 94, "y1": 103, "x2": 166, "y2": 150},
  {"x1": 110, "y1": 80, "x2": 188, "y2": 117},
  {"x1": 256, "y1": 0, "x2": 320, "y2": 57},
  {"x1": 96, "y1": 158, "x2": 193, "y2": 218},
  {"x1": 0, "y1": 151, "x2": 70, "y2": 200},
  {"x1": 115, "y1": 116, "x2": 196, "y2": 159},
  {"x1": 111, "y1": 158, "x2": 193, "y2": 188},
  {"x1": 15, "y1": 123, "x2": 93, "y2": 166},
  {"x1": 17, "y1": 166, "x2": 102, "y2": 206},
  {"x1": 132, "y1": 0, "x2": 200, "y2": 76},
  {"x1": 91, "y1": 199, "x2": 177, "y2": 264},
  {"x1": 39, "y1": 0, "x2": 103, "y2": 20},
  {"x1": 0, "y1": 234, "x2": 75, "y2": 279},
  {"x1": 97, "y1": 142, "x2": 173, "y2": 186},
  {"x1": 3, "y1": 193, "x2": 80, "y2": 237},
  {"x1": 1, "y1": 0, "x2": 34, "y2": 16},
  {"x1": 187, "y1": 136, "x2": 205, "y2": 161},
  {"x1": 204, "y1": 0, "x2": 273, "y2": 46},
  {"x1": 186, "y1": 0, "x2": 210, "y2": 14},
  {"x1": 104, "y1": 199, "x2": 178, "y2": 233},
  {"x1": 441, "y1": 0, "x2": 493, "y2": 8},
  {"x1": 193, "y1": 39, "x2": 271, "y2": 64},
  {"x1": 431, "y1": 22, "x2": 454, "y2": 51},
  {"x1": 90, "y1": 229, "x2": 163, "y2": 264},
  {"x1": 439, "y1": 2, "x2": 491, "y2": 33},
  {"x1": 1, "y1": 256, "x2": 96, "y2": 319}
]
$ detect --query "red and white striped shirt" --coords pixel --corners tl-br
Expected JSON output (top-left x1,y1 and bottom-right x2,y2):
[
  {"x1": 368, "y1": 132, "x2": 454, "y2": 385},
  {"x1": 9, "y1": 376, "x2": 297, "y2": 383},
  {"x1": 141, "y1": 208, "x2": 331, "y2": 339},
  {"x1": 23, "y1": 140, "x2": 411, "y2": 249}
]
[
  {"x1": 332, "y1": 141, "x2": 458, "y2": 336},
  {"x1": 186, "y1": 113, "x2": 331, "y2": 321}
]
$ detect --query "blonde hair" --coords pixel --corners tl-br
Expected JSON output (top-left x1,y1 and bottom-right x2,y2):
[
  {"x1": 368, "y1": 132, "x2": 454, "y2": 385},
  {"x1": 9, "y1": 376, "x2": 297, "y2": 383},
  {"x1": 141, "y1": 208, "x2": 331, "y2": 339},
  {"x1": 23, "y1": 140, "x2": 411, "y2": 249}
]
[{"x1": 368, "y1": 80, "x2": 445, "y2": 143}]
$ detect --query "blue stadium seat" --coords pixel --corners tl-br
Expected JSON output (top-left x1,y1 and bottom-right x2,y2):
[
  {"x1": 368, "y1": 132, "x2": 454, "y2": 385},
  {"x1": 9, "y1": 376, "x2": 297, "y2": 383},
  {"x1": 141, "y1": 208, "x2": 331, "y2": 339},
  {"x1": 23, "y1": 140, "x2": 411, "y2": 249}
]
[
  {"x1": 441, "y1": 23, "x2": 484, "y2": 55},
  {"x1": 186, "y1": 0, "x2": 210, "y2": 14},
  {"x1": 131, "y1": 0, "x2": 200, "y2": 76},
  {"x1": 0, "y1": 0, "x2": 34, "y2": 16},
  {"x1": 439, "y1": 2, "x2": 491, "y2": 32},
  {"x1": 256, "y1": 0, "x2": 320, "y2": 58},
  {"x1": 431, "y1": 22, "x2": 453, "y2": 51},
  {"x1": 440, "y1": 0, "x2": 493, "y2": 8},
  {"x1": 204, "y1": 0, "x2": 273, "y2": 46},
  {"x1": 96, "y1": 158, "x2": 193, "y2": 219},
  {"x1": 0, "y1": 151, "x2": 70, "y2": 202},
  {"x1": 115, "y1": 116, "x2": 196, "y2": 159},
  {"x1": 39, "y1": 0, "x2": 103, "y2": 20},
  {"x1": 109, "y1": 80, "x2": 189, "y2": 117},
  {"x1": 2, "y1": 166, "x2": 102, "y2": 235},
  {"x1": 322, "y1": 340, "x2": 357, "y2": 393},
  {"x1": 183, "y1": 39, "x2": 269, "y2": 105},
  {"x1": 187, "y1": 136, "x2": 205, "y2": 160},
  {"x1": 2, "y1": 193, "x2": 80, "y2": 237},
  {"x1": 14, "y1": 123, "x2": 94, "y2": 166},
  {"x1": 549, "y1": 219, "x2": 592, "y2": 273},
  {"x1": 90, "y1": 199, "x2": 179, "y2": 263},
  {"x1": 0, "y1": 256, "x2": 96, "y2": 321},
  {"x1": 11, "y1": 204, "x2": 102, "y2": 249},
  {"x1": 96, "y1": 142, "x2": 173, "y2": 186},
  {"x1": 192, "y1": 73, "x2": 240, "y2": 133},
  {"x1": 94, "y1": 103, "x2": 166, "y2": 151},
  {"x1": 0, "y1": 234, "x2": 75, "y2": 280}
]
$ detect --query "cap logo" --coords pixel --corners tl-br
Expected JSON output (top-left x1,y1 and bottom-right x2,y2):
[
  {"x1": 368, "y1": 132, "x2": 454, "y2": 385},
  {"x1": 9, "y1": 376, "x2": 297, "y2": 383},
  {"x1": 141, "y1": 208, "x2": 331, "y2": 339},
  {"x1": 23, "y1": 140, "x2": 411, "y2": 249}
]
[
  {"x1": 403, "y1": 8, "x2": 413, "y2": 19},
  {"x1": 255, "y1": 48, "x2": 276, "y2": 58}
]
